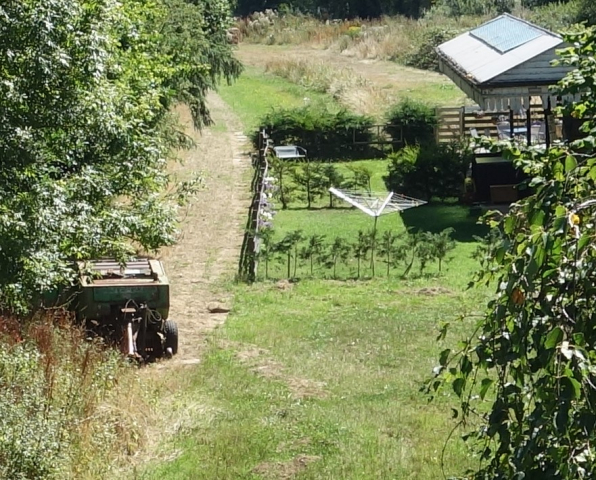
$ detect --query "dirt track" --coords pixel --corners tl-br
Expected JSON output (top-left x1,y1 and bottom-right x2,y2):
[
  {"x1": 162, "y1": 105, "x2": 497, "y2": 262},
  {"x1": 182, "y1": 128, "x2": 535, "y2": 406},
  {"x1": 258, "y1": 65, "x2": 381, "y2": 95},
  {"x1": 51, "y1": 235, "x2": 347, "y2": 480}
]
[{"x1": 160, "y1": 92, "x2": 251, "y2": 365}]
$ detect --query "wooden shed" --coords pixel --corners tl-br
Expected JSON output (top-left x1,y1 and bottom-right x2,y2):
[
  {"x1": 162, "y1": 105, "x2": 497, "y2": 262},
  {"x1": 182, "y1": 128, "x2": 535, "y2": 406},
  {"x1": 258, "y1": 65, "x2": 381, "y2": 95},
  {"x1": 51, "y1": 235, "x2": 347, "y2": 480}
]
[
  {"x1": 436, "y1": 14, "x2": 574, "y2": 112},
  {"x1": 436, "y1": 14, "x2": 580, "y2": 204}
]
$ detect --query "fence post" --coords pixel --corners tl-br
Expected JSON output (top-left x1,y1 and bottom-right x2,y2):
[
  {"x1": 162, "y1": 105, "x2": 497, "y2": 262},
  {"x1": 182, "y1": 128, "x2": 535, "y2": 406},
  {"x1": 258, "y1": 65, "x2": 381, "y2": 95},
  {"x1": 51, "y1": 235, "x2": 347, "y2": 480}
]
[
  {"x1": 459, "y1": 106, "x2": 465, "y2": 141},
  {"x1": 238, "y1": 129, "x2": 268, "y2": 283}
]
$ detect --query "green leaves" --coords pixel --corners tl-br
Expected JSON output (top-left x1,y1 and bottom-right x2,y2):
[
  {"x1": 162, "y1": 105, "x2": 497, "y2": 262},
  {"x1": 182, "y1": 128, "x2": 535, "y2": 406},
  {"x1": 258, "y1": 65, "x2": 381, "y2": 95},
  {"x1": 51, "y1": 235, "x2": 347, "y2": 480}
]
[
  {"x1": 565, "y1": 155, "x2": 578, "y2": 173},
  {"x1": 545, "y1": 327, "x2": 563, "y2": 349},
  {"x1": 452, "y1": 377, "x2": 465, "y2": 397},
  {"x1": 428, "y1": 25, "x2": 596, "y2": 480},
  {"x1": 0, "y1": 0, "x2": 239, "y2": 311},
  {"x1": 479, "y1": 378, "x2": 493, "y2": 400}
]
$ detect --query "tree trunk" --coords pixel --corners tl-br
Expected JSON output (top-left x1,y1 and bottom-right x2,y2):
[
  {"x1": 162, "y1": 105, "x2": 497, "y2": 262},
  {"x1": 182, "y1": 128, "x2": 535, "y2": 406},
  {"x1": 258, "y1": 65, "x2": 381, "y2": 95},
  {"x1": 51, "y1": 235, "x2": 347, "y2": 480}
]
[
  {"x1": 402, "y1": 253, "x2": 415, "y2": 278},
  {"x1": 287, "y1": 252, "x2": 291, "y2": 278},
  {"x1": 279, "y1": 170, "x2": 287, "y2": 209}
]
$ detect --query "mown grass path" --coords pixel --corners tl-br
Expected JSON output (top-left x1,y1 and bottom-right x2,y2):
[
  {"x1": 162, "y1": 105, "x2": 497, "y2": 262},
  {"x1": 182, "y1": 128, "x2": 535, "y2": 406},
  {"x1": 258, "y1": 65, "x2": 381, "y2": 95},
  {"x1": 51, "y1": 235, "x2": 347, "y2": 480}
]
[{"x1": 160, "y1": 93, "x2": 251, "y2": 365}]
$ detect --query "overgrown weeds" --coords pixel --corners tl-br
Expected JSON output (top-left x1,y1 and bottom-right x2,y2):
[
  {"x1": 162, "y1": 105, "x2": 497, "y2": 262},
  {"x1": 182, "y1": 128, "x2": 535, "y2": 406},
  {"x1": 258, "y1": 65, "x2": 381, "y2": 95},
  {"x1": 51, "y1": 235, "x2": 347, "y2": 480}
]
[
  {"x1": 0, "y1": 312, "x2": 147, "y2": 479},
  {"x1": 238, "y1": 13, "x2": 487, "y2": 64},
  {"x1": 264, "y1": 58, "x2": 392, "y2": 115}
]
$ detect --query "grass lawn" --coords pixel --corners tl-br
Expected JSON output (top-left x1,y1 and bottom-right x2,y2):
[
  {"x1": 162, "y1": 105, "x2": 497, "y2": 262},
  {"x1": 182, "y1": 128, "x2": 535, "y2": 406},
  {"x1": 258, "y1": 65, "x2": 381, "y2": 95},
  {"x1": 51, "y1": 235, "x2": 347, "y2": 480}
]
[
  {"x1": 218, "y1": 66, "x2": 340, "y2": 132},
  {"x1": 143, "y1": 201, "x2": 490, "y2": 479},
  {"x1": 142, "y1": 56, "x2": 492, "y2": 480},
  {"x1": 144, "y1": 274, "x2": 487, "y2": 479}
]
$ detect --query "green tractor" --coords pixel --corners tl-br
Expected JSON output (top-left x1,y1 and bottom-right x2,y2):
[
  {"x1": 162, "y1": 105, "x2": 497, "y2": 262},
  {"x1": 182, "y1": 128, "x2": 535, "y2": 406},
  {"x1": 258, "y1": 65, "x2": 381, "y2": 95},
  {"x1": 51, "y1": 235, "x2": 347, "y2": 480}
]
[{"x1": 74, "y1": 258, "x2": 178, "y2": 360}]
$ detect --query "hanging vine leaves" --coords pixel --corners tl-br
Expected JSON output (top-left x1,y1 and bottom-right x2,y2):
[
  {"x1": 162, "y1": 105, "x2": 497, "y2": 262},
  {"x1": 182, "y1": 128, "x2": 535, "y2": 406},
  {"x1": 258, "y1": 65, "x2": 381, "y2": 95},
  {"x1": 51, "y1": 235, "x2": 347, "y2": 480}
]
[{"x1": 426, "y1": 25, "x2": 596, "y2": 479}]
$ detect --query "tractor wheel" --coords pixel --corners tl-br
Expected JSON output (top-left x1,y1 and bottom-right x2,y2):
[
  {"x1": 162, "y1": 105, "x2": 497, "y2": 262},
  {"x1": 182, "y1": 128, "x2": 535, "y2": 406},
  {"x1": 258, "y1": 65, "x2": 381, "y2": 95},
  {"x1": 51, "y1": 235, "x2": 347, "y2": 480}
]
[{"x1": 164, "y1": 320, "x2": 178, "y2": 356}]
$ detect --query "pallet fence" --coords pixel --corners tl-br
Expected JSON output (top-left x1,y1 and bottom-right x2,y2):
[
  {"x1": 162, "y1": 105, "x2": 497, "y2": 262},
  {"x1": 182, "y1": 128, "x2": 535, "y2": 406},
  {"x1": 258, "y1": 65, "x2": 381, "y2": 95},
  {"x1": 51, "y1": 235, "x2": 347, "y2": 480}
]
[{"x1": 435, "y1": 105, "x2": 546, "y2": 144}]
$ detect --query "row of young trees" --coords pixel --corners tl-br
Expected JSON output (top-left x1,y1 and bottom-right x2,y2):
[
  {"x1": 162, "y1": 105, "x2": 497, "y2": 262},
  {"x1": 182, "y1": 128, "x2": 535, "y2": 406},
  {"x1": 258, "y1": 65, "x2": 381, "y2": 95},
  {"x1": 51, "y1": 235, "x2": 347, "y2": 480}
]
[
  {"x1": 0, "y1": 0, "x2": 241, "y2": 312},
  {"x1": 270, "y1": 156, "x2": 373, "y2": 209},
  {"x1": 257, "y1": 227, "x2": 456, "y2": 279}
]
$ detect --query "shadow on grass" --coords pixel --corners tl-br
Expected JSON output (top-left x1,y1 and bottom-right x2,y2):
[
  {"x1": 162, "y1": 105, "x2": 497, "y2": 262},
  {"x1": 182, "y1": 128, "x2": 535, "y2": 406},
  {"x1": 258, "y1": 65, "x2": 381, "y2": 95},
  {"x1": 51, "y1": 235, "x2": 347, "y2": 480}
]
[
  {"x1": 284, "y1": 205, "x2": 355, "y2": 211},
  {"x1": 400, "y1": 203, "x2": 488, "y2": 243}
]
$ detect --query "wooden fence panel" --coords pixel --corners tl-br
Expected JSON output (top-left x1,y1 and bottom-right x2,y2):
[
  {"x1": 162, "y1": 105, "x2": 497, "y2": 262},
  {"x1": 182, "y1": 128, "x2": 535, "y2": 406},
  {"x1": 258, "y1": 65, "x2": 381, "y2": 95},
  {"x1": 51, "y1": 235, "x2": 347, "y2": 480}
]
[{"x1": 435, "y1": 106, "x2": 546, "y2": 143}]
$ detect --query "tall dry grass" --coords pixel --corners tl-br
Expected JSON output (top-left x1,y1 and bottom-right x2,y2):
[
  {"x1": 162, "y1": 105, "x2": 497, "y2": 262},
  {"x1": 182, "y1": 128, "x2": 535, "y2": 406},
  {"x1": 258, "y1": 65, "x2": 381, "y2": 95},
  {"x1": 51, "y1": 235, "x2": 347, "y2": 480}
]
[
  {"x1": 264, "y1": 58, "x2": 393, "y2": 116},
  {"x1": 0, "y1": 311, "x2": 151, "y2": 479},
  {"x1": 237, "y1": 4, "x2": 579, "y2": 64},
  {"x1": 237, "y1": 13, "x2": 490, "y2": 62}
]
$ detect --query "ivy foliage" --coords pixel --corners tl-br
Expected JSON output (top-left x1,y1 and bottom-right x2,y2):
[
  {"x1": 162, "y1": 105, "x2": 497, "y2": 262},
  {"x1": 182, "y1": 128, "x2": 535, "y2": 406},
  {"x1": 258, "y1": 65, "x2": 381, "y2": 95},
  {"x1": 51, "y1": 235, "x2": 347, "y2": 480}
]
[
  {"x1": 0, "y1": 0, "x2": 240, "y2": 312},
  {"x1": 427, "y1": 25, "x2": 596, "y2": 479}
]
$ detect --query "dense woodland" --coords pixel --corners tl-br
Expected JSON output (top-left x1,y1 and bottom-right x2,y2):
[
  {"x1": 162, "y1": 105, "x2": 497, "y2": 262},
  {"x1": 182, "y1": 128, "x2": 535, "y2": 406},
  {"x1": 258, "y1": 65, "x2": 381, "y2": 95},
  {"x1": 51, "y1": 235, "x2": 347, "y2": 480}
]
[{"x1": 234, "y1": 0, "x2": 595, "y2": 23}]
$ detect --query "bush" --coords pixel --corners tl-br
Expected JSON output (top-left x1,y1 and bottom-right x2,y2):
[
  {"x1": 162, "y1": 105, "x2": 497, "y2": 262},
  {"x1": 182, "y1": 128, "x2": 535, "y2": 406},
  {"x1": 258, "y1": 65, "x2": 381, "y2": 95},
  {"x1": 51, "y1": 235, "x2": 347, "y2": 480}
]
[
  {"x1": 403, "y1": 28, "x2": 456, "y2": 72},
  {"x1": 524, "y1": 0, "x2": 580, "y2": 31},
  {"x1": 431, "y1": 0, "x2": 513, "y2": 16},
  {"x1": 252, "y1": 106, "x2": 375, "y2": 160},
  {"x1": 0, "y1": 314, "x2": 140, "y2": 479},
  {"x1": 384, "y1": 99, "x2": 438, "y2": 146},
  {"x1": 383, "y1": 142, "x2": 471, "y2": 201},
  {"x1": 576, "y1": 0, "x2": 596, "y2": 25}
]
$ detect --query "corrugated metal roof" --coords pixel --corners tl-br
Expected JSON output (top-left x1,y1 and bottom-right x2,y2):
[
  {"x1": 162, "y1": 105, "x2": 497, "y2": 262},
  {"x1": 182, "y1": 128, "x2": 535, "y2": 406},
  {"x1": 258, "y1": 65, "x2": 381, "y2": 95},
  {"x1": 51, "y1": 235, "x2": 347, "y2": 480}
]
[
  {"x1": 470, "y1": 15, "x2": 543, "y2": 53},
  {"x1": 437, "y1": 14, "x2": 562, "y2": 85}
]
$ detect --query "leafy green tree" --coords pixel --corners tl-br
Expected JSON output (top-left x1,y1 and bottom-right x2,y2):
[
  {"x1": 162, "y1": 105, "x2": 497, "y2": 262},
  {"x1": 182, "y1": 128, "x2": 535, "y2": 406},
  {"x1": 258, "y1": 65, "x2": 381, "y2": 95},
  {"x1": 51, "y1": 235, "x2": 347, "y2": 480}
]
[
  {"x1": 274, "y1": 230, "x2": 304, "y2": 278},
  {"x1": 416, "y1": 232, "x2": 436, "y2": 275},
  {"x1": 377, "y1": 230, "x2": 400, "y2": 277},
  {"x1": 346, "y1": 165, "x2": 373, "y2": 193},
  {"x1": 269, "y1": 155, "x2": 296, "y2": 210},
  {"x1": 158, "y1": 0, "x2": 243, "y2": 128},
  {"x1": 400, "y1": 230, "x2": 421, "y2": 277},
  {"x1": 318, "y1": 164, "x2": 346, "y2": 208},
  {"x1": 384, "y1": 142, "x2": 471, "y2": 201},
  {"x1": 291, "y1": 162, "x2": 325, "y2": 209},
  {"x1": 384, "y1": 98, "x2": 438, "y2": 146},
  {"x1": 0, "y1": 0, "x2": 240, "y2": 312},
  {"x1": 427, "y1": 25, "x2": 596, "y2": 479},
  {"x1": 577, "y1": 0, "x2": 596, "y2": 25}
]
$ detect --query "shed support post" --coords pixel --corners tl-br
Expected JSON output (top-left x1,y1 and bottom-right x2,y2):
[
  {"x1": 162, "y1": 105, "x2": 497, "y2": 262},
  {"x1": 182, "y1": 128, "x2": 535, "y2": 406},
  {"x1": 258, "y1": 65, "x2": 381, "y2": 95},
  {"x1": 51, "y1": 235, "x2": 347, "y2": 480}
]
[
  {"x1": 526, "y1": 98, "x2": 532, "y2": 145},
  {"x1": 544, "y1": 97, "x2": 552, "y2": 148},
  {"x1": 509, "y1": 108, "x2": 514, "y2": 139}
]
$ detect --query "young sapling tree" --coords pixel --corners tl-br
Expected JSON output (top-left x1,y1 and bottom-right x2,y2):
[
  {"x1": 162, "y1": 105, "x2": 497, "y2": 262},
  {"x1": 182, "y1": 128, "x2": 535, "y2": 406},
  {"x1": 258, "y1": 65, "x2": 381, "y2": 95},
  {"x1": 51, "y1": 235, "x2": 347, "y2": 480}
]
[
  {"x1": 323, "y1": 237, "x2": 351, "y2": 279},
  {"x1": 432, "y1": 227, "x2": 456, "y2": 272},
  {"x1": 351, "y1": 230, "x2": 372, "y2": 278},
  {"x1": 377, "y1": 230, "x2": 400, "y2": 277},
  {"x1": 299, "y1": 234, "x2": 326, "y2": 275}
]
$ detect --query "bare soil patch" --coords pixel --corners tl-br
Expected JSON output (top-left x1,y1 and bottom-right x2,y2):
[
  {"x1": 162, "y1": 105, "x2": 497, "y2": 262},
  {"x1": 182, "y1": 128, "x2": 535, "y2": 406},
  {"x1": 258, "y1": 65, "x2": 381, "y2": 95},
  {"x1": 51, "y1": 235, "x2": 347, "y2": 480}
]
[
  {"x1": 252, "y1": 454, "x2": 321, "y2": 479},
  {"x1": 227, "y1": 340, "x2": 328, "y2": 399},
  {"x1": 413, "y1": 286, "x2": 453, "y2": 296}
]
